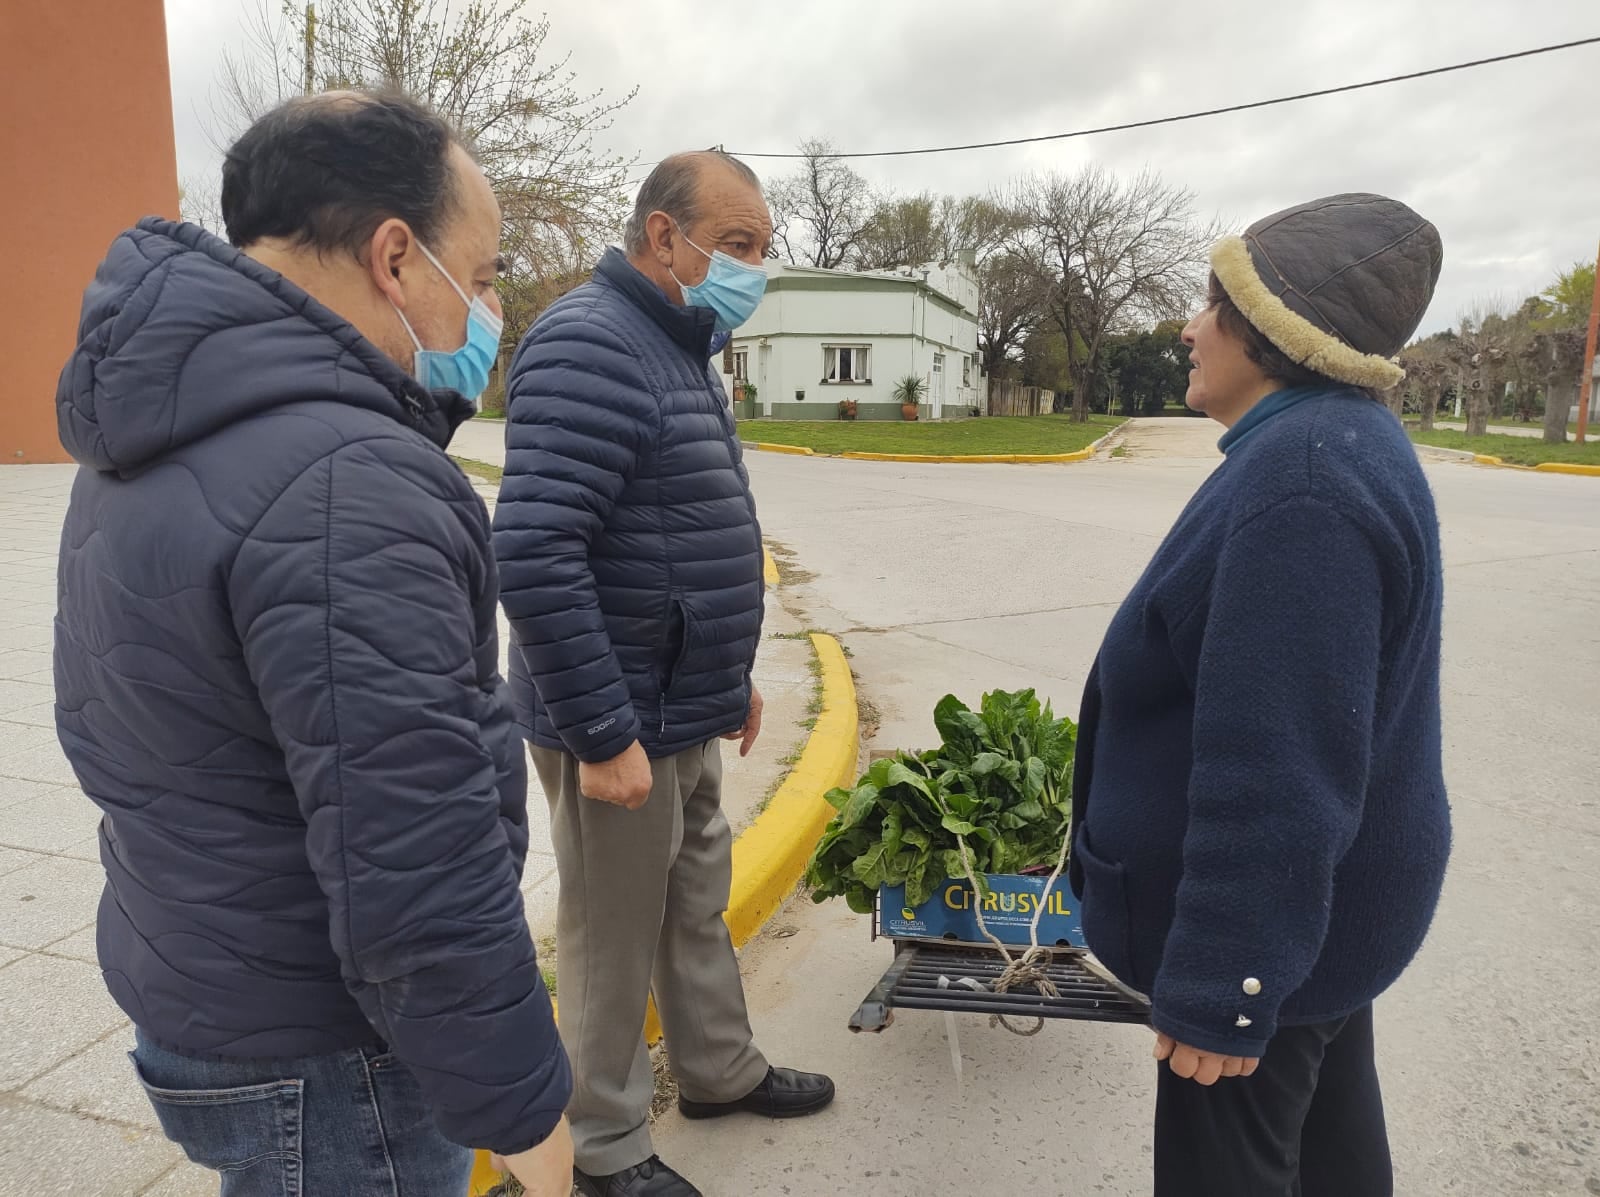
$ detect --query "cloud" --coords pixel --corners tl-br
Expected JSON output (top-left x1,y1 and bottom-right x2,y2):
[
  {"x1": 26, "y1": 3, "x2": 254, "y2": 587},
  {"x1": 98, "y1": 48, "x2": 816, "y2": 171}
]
[{"x1": 164, "y1": 0, "x2": 1598, "y2": 332}]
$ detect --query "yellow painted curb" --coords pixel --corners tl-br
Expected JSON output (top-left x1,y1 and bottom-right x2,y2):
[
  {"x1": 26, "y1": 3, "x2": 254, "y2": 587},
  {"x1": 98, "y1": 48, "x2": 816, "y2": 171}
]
[
  {"x1": 750, "y1": 442, "x2": 815, "y2": 456},
  {"x1": 1534, "y1": 462, "x2": 1600, "y2": 477},
  {"x1": 726, "y1": 633, "x2": 859, "y2": 948},
  {"x1": 1472, "y1": 454, "x2": 1544, "y2": 473},
  {"x1": 471, "y1": 633, "x2": 859, "y2": 1195},
  {"x1": 763, "y1": 547, "x2": 780, "y2": 588}
]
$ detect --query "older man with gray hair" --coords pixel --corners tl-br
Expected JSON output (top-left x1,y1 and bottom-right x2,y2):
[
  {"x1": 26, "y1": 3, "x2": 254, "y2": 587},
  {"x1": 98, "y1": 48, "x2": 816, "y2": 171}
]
[{"x1": 492, "y1": 152, "x2": 835, "y2": 1197}]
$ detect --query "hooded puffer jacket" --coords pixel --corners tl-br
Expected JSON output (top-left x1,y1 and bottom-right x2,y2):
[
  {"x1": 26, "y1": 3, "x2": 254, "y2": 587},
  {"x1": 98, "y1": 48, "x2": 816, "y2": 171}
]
[{"x1": 53, "y1": 218, "x2": 569, "y2": 1156}]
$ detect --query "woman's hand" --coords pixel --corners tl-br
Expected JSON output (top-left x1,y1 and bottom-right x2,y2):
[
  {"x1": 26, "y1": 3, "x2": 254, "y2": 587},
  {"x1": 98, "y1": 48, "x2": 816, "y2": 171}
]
[{"x1": 1154, "y1": 1032, "x2": 1260, "y2": 1085}]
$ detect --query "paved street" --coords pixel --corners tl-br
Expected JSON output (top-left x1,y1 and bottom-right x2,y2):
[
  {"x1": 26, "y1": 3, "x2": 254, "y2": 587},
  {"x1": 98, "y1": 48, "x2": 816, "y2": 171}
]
[
  {"x1": 653, "y1": 418, "x2": 1600, "y2": 1196},
  {"x1": 5, "y1": 416, "x2": 1597, "y2": 1194}
]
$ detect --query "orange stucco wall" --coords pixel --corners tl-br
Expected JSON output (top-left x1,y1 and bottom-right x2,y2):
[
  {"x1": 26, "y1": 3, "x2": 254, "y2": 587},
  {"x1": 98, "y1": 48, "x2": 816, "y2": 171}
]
[{"x1": 1, "y1": 0, "x2": 179, "y2": 463}]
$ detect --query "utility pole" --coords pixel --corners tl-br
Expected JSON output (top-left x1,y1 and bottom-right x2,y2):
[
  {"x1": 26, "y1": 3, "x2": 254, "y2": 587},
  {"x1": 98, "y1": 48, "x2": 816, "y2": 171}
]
[
  {"x1": 1577, "y1": 237, "x2": 1600, "y2": 445},
  {"x1": 303, "y1": 4, "x2": 316, "y2": 95}
]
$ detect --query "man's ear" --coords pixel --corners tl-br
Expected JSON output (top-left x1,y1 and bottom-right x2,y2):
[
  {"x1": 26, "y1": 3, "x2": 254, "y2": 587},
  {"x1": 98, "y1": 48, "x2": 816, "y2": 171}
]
[
  {"x1": 645, "y1": 210, "x2": 677, "y2": 267},
  {"x1": 368, "y1": 218, "x2": 414, "y2": 308}
]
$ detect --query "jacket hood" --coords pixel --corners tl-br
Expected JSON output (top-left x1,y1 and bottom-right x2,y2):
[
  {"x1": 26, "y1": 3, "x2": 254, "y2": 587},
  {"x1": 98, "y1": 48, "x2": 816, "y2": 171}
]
[{"x1": 57, "y1": 218, "x2": 473, "y2": 472}]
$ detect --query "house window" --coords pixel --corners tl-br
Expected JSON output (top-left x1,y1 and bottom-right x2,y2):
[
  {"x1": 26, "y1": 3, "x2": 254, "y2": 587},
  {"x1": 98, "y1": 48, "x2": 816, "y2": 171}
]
[
  {"x1": 824, "y1": 344, "x2": 871, "y2": 384},
  {"x1": 962, "y1": 356, "x2": 972, "y2": 387},
  {"x1": 733, "y1": 350, "x2": 748, "y2": 382}
]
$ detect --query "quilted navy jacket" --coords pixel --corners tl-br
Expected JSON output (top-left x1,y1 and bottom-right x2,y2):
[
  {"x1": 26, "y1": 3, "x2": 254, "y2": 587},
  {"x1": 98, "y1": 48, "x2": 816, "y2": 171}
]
[
  {"x1": 493, "y1": 248, "x2": 763, "y2": 762},
  {"x1": 53, "y1": 219, "x2": 570, "y2": 1155}
]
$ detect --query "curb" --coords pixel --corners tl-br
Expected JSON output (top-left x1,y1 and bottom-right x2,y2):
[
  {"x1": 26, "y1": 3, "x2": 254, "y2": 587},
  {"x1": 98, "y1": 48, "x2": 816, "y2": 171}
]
[
  {"x1": 1471, "y1": 455, "x2": 1600, "y2": 477},
  {"x1": 1412, "y1": 443, "x2": 1600, "y2": 477},
  {"x1": 745, "y1": 422, "x2": 1126, "y2": 465},
  {"x1": 763, "y1": 547, "x2": 780, "y2": 588},
  {"x1": 471, "y1": 633, "x2": 860, "y2": 1195},
  {"x1": 1414, "y1": 444, "x2": 1476, "y2": 462},
  {"x1": 725, "y1": 633, "x2": 860, "y2": 947}
]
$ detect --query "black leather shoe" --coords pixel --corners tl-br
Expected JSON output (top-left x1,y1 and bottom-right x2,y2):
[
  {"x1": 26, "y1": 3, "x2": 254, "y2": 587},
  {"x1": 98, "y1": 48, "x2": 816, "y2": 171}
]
[
  {"x1": 573, "y1": 1155, "x2": 702, "y2": 1197},
  {"x1": 677, "y1": 1066, "x2": 836, "y2": 1120}
]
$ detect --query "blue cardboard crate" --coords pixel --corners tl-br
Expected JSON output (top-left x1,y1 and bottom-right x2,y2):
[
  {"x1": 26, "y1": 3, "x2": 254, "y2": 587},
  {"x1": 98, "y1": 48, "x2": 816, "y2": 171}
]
[{"x1": 879, "y1": 873, "x2": 1084, "y2": 948}]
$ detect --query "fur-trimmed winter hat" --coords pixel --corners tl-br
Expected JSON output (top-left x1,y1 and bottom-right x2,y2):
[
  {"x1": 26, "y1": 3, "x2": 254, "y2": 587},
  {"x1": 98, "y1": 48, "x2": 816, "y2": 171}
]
[{"x1": 1210, "y1": 193, "x2": 1443, "y2": 390}]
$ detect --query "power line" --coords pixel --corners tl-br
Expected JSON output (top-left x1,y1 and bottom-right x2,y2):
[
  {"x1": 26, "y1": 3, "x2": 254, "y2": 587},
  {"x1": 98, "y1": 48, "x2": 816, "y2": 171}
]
[{"x1": 723, "y1": 35, "x2": 1600, "y2": 161}]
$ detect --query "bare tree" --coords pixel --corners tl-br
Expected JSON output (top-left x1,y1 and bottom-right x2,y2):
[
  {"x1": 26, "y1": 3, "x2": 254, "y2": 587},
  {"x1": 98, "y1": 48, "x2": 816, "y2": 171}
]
[
  {"x1": 1449, "y1": 301, "x2": 1515, "y2": 436},
  {"x1": 1399, "y1": 341, "x2": 1451, "y2": 431},
  {"x1": 1536, "y1": 327, "x2": 1587, "y2": 444},
  {"x1": 1013, "y1": 168, "x2": 1212, "y2": 422},
  {"x1": 214, "y1": 0, "x2": 636, "y2": 348},
  {"x1": 979, "y1": 252, "x2": 1048, "y2": 379},
  {"x1": 766, "y1": 139, "x2": 872, "y2": 269},
  {"x1": 852, "y1": 193, "x2": 1017, "y2": 271},
  {"x1": 178, "y1": 177, "x2": 225, "y2": 234}
]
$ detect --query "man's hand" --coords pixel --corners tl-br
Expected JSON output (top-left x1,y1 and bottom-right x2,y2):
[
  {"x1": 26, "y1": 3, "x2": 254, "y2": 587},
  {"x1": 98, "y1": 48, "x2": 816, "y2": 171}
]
[
  {"x1": 578, "y1": 741, "x2": 653, "y2": 810},
  {"x1": 493, "y1": 1117, "x2": 575, "y2": 1197},
  {"x1": 1154, "y1": 1032, "x2": 1261, "y2": 1085},
  {"x1": 722, "y1": 684, "x2": 764, "y2": 758}
]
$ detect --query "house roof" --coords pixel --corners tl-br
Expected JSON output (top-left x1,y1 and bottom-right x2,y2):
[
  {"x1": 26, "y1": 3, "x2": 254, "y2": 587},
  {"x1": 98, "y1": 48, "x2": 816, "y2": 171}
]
[{"x1": 763, "y1": 259, "x2": 974, "y2": 312}]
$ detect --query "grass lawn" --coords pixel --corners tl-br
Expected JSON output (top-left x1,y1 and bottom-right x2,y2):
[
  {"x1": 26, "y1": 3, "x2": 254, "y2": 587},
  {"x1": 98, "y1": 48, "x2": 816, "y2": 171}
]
[
  {"x1": 451, "y1": 456, "x2": 503, "y2": 485},
  {"x1": 1409, "y1": 429, "x2": 1600, "y2": 467},
  {"x1": 738, "y1": 414, "x2": 1125, "y2": 456}
]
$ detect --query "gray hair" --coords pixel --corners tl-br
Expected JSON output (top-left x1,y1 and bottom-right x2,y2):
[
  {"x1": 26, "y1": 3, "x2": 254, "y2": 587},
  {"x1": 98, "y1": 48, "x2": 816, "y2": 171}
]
[{"x1": 623, "y1": 151, "x2": 763, "y2": 255}]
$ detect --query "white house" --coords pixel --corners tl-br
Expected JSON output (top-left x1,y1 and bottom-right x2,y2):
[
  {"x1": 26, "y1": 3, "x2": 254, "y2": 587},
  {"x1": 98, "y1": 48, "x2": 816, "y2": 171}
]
[{"x1": 730, "y1": 253, "x2": 986, "y2": 421}]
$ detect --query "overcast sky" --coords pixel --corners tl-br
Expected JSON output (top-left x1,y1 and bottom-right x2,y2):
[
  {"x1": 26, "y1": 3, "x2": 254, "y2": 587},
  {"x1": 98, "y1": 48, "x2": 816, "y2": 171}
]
[{"x1": 163, "y1": 0, "x2": 1598, "y2": 333}]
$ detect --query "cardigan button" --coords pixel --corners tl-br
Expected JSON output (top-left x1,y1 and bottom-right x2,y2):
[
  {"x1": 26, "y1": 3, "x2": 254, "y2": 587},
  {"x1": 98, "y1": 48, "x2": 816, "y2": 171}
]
[{"x1": 1242, "y1": 977, "x2": 1262, "y2": 996}]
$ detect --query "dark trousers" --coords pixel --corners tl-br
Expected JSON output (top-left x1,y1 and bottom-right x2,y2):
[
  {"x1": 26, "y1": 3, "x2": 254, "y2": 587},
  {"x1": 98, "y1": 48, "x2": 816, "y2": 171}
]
[{"x1": 1154, "y1": 1005, "x2": 1393, "y2": 1197}]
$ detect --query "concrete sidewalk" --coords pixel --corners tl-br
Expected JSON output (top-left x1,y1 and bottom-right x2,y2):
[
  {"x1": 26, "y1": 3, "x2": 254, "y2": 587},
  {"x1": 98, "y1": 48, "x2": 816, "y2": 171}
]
[
  {"x1": 0, "y1": 466, "x2": 210, "y2": 1196},
  {"x1": 0, "y1": 456, "x2": 815, "y2": 1196}
]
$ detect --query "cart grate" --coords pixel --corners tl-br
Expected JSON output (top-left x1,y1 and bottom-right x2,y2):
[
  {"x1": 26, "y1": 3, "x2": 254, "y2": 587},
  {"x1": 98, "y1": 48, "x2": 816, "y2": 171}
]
[{"x1": 849, "y1": 942, "x2": 1150, "y2": 1033}]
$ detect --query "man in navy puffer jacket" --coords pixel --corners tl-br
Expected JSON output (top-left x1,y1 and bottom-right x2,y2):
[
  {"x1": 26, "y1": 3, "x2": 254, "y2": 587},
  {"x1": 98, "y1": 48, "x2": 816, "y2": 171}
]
[
  {"x1": 53, "y1": 92, "x2": 573, "y2": 1196},
  {"x1": 494, "y1": 152, "x2": 834, "y2": 1197}
]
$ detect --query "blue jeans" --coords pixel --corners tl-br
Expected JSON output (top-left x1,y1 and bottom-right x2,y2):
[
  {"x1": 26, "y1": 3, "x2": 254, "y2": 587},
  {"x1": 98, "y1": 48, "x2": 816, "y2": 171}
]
[{"x1": 131, "y1": 1029, "x2": 474, "y2": 1197}]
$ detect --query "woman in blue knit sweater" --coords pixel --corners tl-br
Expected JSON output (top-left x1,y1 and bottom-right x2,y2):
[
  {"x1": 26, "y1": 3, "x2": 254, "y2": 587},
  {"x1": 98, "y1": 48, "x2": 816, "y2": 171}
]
[{"x1": 1069, "y1": 194, "x2": 1452, "y2": 1196}]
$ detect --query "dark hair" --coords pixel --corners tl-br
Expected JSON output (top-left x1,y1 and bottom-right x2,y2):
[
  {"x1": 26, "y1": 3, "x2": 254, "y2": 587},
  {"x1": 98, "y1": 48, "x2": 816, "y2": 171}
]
[
  {"x1": 1207, "y1": 273, "x2": 1381, "y2": 401},
  {"x1": 623, "y1": 151, "x2": 763, "y2": 254},
  {"x1": 221, "y1": 91, "x2": 465, "y2": 257}
]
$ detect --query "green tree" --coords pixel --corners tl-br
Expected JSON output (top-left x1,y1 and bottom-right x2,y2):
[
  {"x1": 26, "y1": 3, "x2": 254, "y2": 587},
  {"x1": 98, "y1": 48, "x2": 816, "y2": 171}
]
[
  {"x1": 1105, "y1": 321, "x2": 1189, "y2": 416},
  {"x1": 1541, "y1": 260, "x2": 1596, "y2": 331}
]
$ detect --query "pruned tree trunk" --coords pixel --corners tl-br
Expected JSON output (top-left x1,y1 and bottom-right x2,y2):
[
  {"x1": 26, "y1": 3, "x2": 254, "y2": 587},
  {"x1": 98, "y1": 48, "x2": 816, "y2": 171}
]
[
  {"x1": 1466, "y1": 373, "x2": 1491, "y2": 436},
  {"x1": 1384, "y1": 388, "x2": 1405, "y2": 419},
  {"x1": 1419, "y1": 385, "x2": 1437, "y2": 431},
  {"x1": 1544, "y1": 380, "x2": 1572, "y2": 444}
]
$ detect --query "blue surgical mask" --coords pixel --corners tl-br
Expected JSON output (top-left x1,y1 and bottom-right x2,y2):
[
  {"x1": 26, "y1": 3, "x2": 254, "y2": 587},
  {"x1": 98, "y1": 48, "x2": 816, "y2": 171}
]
[
  {"x1": 391, "y1": 242, "x2": 503, "y2": 406},
  {"x1": 669, "y1": 224, "x2": 767, "y2": 335}
]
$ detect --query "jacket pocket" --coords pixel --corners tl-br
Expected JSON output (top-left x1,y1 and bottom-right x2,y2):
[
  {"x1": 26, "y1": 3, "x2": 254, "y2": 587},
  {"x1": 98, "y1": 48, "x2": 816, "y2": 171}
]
[
  {"x1": 659, "y1": 597, "x2": 693, "y2": 696},
  {"x1": 131, "y1": 1057, "x2": 304, "y2": 1179},
  {"x1": 1072, "y1": 827, "x2": 1143, "y2": 993}
]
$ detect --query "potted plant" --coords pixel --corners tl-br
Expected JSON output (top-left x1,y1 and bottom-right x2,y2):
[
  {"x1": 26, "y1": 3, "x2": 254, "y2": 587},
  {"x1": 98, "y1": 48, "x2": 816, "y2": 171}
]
[
  {"x1": 740, "y1": 381, "x2": 759, "y2": 420},
  {"x1": 837, "y1": 398, "x2": 858, "y2": 421},
  {"x1": 893, "y1": 375, "x2": 925, "y2": 421}
]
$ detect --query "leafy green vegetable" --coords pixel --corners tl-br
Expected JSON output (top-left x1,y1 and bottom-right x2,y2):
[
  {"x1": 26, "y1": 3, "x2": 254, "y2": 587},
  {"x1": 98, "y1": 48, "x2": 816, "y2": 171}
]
[{"x1": 803, "y1": 688, "x2": 1075, "y2": 914}]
